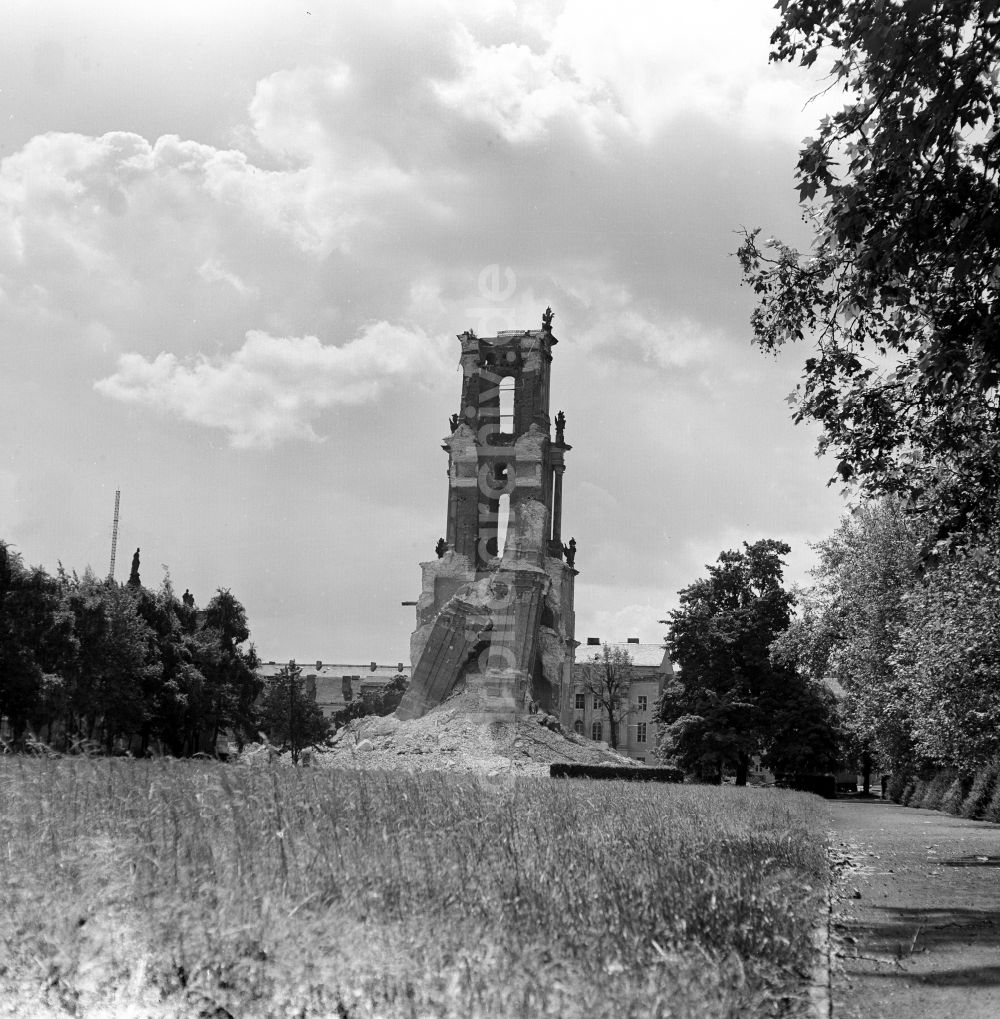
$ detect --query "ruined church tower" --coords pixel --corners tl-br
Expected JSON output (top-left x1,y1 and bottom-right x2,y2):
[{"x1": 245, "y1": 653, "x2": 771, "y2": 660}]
[{"x1": 396, "y1": 309, "x2": 577, "y2": 721}]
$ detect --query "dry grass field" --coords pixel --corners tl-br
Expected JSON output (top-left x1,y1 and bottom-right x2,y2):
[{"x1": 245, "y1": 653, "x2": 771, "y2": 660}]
[{"x1": 0, "y1": 757, "x2": 826, "y2": 1018}]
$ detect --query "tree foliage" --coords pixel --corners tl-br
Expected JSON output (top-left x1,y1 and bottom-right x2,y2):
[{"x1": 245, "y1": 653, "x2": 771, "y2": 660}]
[
  {"x1": 658, "y1": 539, "x2": 839, "y2": 783},
  {"x1": 892, "y1": 535, "x2": 1000, "y2": 768},
  {"x1": 0, "y1": 540, "x2": 261, "y2": 755},
  {"x1": 258, "y1": 663, "x2": 330, "y2": 763},
  {"x1": 198, "y1": 589, "x2": 261, "y2": 750},
  {"x1": 739, "y1": 0, "x2": 1000, "y2": 534},
  {"x1": 778, "y1": 497, "x2": 1000, "y2": 772},
  {"x1": 772, "y1": 500, "x2": 927, "y2": 771},
  {"x1": 0, "y1": 543, "x2": 77, "y2": 742}
]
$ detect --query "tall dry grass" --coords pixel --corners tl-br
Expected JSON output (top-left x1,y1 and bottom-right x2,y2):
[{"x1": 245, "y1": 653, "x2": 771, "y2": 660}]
[{"x1": 0, "y1": 758, "x2": 826, "y2": 1018}]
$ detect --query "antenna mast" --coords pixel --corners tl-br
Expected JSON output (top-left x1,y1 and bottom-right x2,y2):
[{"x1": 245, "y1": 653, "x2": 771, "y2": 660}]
[{"x1": 108, "y1": 489, "x2": 121, "y2": 581}]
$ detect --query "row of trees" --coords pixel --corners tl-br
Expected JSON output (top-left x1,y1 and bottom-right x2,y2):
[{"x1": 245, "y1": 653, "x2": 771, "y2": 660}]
[
  {"x1": 724, "y1": 1, "x2": 1000, "y2": 781},
  {"x1": 1, "y1": 535, "x2": 413, "y2": 760},
  {"x1": 776, "y1": 502, "x2": 1000, "y2": 775},
  {"x1": 0, "y1": 541, "x2": 260, "y2": 755},
  {"x1": 739, "y1": 0, "x2": 1000, "y2": 540},
  {"x1": 662, "y1": 508, "x2": 1000, "y2": 785}
]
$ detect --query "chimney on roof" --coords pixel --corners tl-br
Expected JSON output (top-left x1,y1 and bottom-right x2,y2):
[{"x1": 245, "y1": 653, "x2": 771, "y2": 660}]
[
  {"x1": 627, "y1": 637, "x2": 639, "y2": 644},
  {"x1": 586, "y1": 637, "x2": 600, "y2": 645}
]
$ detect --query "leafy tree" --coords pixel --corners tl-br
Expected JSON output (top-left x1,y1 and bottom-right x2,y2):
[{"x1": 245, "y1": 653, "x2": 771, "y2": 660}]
[
  {"x1": 0, "y1": 544, "x2": 81, "y2": 745},
  {"x1": 773, "y1": 500, "x2": 927, "y2": 772},
  {"x1": 761, "y1": 676, "x2": 840, "y2": 779},
  {"x1": 0, "y1": 543, "x2": 42, "y2": 744},
  {"x1": 197, "y1": 589, "x2": 261, "y2": 750},
  {"x1": 579, "y1": 645, "x2": 634, "y2": 750},
  {"x1": 892, "y1": 533, "x2": 1000, "y2": 768},
  {"x1": 738, "y1": 1, "x2": 1000, "y2": 535},
  {"x1": 658, "y1": 539, "x2": 837, "y2": 783},
  {"x1": 133, "y1": 581, "x2": 208, "y2": 755},
  {"x1": 655, "y1": 680, "x2": 749, "y2": 784},
  {"x1": 258, "y1": 662, "x2": 330, "y2": 763},
  {"x1": 63, "y1": 572, "x2": 159, "y2": 753},
  {"x1": 0, "y1": 540, "x2": 262, "y2": 757}
]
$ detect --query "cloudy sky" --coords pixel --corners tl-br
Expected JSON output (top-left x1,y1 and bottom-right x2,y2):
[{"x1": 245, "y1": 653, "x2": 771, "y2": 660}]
[{"x1": 1, "y1": 0, "x2": 849, "y2": 663}]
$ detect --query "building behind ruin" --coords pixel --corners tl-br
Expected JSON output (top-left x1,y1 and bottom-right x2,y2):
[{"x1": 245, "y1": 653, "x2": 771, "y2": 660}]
[
  {"x1": 396, "y1": 310, "x2": 578, "y2": 722},
  {"x1": 570, "y1": 638, "x2": 673, "y2": 763},
  {"x1": 256, "y1": 659, "x2": 410, "y2": 721}
]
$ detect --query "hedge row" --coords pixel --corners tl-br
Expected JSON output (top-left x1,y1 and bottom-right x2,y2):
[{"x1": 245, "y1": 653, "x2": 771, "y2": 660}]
[
  {"x1": 549, "y1": 763, "x2": 684, "y2": 782},
  {"x1": 774, "y1": 773, "x2": 838, "y2": 799},
  {"x1": 887, "y1": 762, "x2": 1000, "y2": 822}
]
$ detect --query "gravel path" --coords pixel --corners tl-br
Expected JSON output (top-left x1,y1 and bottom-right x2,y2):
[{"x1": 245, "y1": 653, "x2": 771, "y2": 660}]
[{"x1": 826, "y1": 798, "x2": 1000, "y2": 1019}]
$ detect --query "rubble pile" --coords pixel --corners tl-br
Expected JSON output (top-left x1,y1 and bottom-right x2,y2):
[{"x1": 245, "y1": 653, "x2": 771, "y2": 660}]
[{"x1": 315, "y1": 689, "x2": 637, "y2": 776}]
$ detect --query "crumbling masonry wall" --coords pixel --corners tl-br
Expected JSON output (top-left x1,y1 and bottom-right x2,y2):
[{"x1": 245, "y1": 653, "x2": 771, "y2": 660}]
[{"x1": 396, "y1": 312, "x2": 577, "y2": 721}]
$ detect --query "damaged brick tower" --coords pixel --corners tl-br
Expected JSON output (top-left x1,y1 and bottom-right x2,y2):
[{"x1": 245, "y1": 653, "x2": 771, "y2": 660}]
[{"x1": 396, "y1": 308, "x2": 577, "y2": 722}]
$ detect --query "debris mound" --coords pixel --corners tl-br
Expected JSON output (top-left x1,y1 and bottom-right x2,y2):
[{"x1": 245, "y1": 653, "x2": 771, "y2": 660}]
[{"x1": 315, "y1": 689, "x2": 637, "y2": 776}]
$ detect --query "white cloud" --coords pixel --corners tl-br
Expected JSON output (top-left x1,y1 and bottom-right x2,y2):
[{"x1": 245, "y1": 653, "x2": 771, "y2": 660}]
[
  {"x1": 582, "y1": 309, "x2": 721, "y2": 373},
  {"x1": 0, "y1": 0, "x2": 854, "y2": 667},
  {"x1": 429, "y1": 0, "x2": 833, "y2": 146},
  {"x1": 433, "y1": 26, "x2": 626, "y2": 145},
  {"x1": 198, "y1": 258, "x2": 257, "y2": 298},
  {"x1": 94, "y1": 323, "x2": 450, "y2": 448}
]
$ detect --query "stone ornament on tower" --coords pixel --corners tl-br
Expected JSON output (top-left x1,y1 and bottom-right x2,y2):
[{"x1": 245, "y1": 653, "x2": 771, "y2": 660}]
[
  {"x1": 435, "y1": 538, "x2": 447, "y2": 558},
  {"x1": 563, "y1": 537, "x2": 577, "y2": 568},
  {"x1": 542, "y1": 306, "x2": 554, "y2": 332},
  {"x1": 555, "y1": 410, "x2": 566, "y2": 444}
]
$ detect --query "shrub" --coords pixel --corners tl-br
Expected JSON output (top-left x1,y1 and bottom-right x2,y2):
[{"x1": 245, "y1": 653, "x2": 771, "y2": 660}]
[
  {"x1": 886, "y1": 773, "x2": 909, "y2": 803},
  {"x1": 982, "y1": 772, "x2": 1000, "y2": 824},
  {"x1": 940, "y1": 774, "x2": 972, "y2": 815},
  {"x1": 961, "y1": 761, "x2": 1000, "y2": 819},
  {"x1": 549, "y1": 763, "x2": 683, "y2": 782},
  {"x1": 919, "y1": 770, "x2": 958, "y2": 811},
  {"x1": 900, "y1": 778, "x2": 923, "y2": 806},
  {"x1": 775, "y1": 773, "x2": 837, "y2": 799}
]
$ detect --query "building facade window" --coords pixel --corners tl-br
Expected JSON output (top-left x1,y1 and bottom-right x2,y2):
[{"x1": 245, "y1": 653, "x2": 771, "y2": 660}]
[
  {"x1": 637, "y1": 695, "x2": 647, "y2": 713},
  {"x1": 636, "y1": 722, "x2": 647, "y2": 744},
  {"x1": 574, "y1": 719, "x2": 584, "y2": 735},
  {"x1": 591, "y1": 721, "x2": 603, "y2": 742},
  {"x1": 575, "y1": 693, "x2": 585, "y2": 710},
  {"x1": 593, "y1": 695, "x2": 601, "y2": 710}
]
